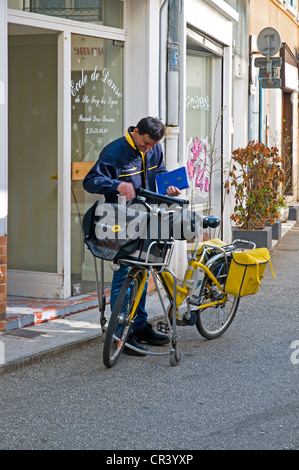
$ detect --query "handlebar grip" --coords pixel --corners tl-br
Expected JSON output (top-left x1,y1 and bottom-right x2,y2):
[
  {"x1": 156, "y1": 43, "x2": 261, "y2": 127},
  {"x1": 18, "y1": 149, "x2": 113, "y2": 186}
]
[
  {"x1": 136, "y1": 188, "x2": 189, "y2": 207},
  {"x1": 202, "y1": 216, "x2": 221, "y2": 229}
]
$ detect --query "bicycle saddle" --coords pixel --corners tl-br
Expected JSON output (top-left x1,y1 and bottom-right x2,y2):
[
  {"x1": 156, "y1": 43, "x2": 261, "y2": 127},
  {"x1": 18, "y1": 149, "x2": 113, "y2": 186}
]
[{"x1": 203, "y1": 216, "x2": 221, "y2": 229}]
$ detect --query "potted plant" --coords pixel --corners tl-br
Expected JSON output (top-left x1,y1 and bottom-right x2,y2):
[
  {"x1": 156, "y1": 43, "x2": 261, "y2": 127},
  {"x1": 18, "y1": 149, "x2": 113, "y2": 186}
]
[{"x1": 224, "y1": 141, "x2": 285, "y2": 249}]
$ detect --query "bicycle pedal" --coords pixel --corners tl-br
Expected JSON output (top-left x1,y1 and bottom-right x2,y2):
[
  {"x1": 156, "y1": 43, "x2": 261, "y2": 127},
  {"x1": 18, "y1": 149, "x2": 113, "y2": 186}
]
[{"x1": 156, "y1": 321, "x2": 170, "y2": 334}]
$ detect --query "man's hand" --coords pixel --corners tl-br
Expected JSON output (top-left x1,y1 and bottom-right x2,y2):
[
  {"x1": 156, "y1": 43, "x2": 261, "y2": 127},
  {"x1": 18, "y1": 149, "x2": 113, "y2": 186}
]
[
  {"x1": 117, "y1": 182, "x2": 136, "y2": 201},
  {"x1": 166, "y1": 186, "x2": 181, "y2": 197}
]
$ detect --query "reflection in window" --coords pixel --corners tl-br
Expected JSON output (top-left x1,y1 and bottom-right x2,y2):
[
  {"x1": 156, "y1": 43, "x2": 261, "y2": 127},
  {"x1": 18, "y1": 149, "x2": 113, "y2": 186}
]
[{"x1": 9, "y1": 0, "x2": 123, "y2": 27}]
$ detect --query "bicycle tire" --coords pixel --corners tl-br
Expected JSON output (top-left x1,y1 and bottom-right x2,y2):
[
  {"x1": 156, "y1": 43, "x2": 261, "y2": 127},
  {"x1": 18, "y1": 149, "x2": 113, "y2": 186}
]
[
  {"x1": 196, "y1": 257, "x2": 240, "y2": 340},
  {"x1": 103, "y1": 267, "x2": 144, "y2": 368}
]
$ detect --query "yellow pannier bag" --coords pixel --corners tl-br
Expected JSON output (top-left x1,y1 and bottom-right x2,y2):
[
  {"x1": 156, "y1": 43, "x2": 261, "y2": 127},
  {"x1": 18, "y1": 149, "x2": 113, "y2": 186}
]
[{"x1": 224, "y1": 247, "x2": 275, "y2": 297}]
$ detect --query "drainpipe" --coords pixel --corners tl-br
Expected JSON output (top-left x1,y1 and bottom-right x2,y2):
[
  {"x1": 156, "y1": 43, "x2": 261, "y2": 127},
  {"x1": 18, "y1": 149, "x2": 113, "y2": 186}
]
[
  {"x1": 159, "y1": 0, "x2": 168, "y2": 121},
  {"x1": 248, "y1": 55, "x2": 253, "y2": 142},
  {"x1": 164, "y1": 0, "x2": 187, "y2": 279}
]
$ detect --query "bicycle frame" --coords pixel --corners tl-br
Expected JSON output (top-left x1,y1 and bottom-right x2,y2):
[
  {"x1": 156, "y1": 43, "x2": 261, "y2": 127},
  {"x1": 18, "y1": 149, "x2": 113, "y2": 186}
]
[
  {"x1": 157, "y1": 240, "x2": 231, "y2": 315},
  {"x1": 122, "y1": 238, "x2": 230, "y2": 358},
  {"x1": 123, "y1": 235, "x2": 257, "y2": 336},
  {"x1": 160, "y1": 258, "x2": 227, "y2": 311},
  {"x1": 128, "y1": 268, "x2": 148, "y2": 322},
  {"x1": 100, "y1": 188, "x2": 257, "y2": 367}
]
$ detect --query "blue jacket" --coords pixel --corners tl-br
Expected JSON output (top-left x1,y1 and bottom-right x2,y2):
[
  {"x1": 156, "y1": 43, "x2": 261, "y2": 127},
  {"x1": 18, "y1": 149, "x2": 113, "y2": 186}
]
[{"x1": 83, "y1": 127, "x2": 167, "y2": 203}]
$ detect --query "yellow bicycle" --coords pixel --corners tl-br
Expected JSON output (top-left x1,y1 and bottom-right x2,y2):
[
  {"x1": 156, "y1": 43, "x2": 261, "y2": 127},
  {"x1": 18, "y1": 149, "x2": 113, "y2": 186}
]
[{"x1": 101, "y1": 188, "x2": 260, "y2": 368}]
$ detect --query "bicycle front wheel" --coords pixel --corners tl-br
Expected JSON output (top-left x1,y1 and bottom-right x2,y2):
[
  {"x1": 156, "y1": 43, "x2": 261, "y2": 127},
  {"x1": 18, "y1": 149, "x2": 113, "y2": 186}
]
[
  {"x1": 103, "y1": 267, "x2": 144, "y2": 368},
  {"x1": 196, "y1": 258, "x2": 240, "y2": 340}
]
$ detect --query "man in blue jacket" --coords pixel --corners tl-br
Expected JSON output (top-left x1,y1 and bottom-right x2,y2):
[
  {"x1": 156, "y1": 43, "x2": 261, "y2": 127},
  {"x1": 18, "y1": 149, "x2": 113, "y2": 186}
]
[{"x1": 83, "y1": 117, "x2": 181, "y2": 355}]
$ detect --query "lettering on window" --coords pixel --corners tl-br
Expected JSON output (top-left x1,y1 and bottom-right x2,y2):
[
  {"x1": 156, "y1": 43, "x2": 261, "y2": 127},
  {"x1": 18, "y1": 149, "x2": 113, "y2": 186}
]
[
  {"x1": 186, "y1": 94, "x2": 210, "y2": 111},
  {"x1": 186, "y1": 137, "x2": 210, "y2": 198},
  {"x1": 71, "y1": 65, "x2": 122, "y2": 159}
]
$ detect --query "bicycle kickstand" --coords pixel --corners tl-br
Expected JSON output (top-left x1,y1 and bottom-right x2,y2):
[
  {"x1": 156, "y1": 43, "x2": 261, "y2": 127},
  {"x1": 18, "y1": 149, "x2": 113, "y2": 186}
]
[
  {"x1": 165, "y1": 268, "x2": 181, "y2": 367},
  {"x1": 94, "y1": 256, "x2": 108, "y2": 341}
]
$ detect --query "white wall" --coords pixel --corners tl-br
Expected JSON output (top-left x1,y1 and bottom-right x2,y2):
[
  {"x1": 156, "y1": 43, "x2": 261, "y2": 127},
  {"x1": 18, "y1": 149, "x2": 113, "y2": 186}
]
[
  {"x1": 185, "y1": 0, "x2": 238, "y2": 46},
  {"x1": 0, "y1": 1, "x2": 8, "y2": 237},
  {"x1": 123, "y1": 0, "x2": 239, "y2": 245},
  {"x1": 184, "y1": 0, "x2": 238, "y2": 242},
  {"x1": 233, "y1": 57, "x2": 249, "y2": 149},
  {"x1": 123, "y1": 0, "x2": 161, "y2": 129}
]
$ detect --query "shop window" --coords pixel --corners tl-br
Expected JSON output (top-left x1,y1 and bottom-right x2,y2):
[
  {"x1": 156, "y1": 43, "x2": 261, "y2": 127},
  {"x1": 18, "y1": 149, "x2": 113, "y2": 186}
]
[
  {"x1": 185, "y1": 30, "x2": 223, "y2": 218},
  {"x1": 285, "y1": 0, "x2": 297, "y2": 15},
  {"x1": 185, "y1": 50, "x2": 223, "y2": 218},
  {"x1": 186, "y1": 53, "x2": 212, "y2": 208},
  {"x1": 8, "y1": 0, "x2": 123, "y2": 27}
]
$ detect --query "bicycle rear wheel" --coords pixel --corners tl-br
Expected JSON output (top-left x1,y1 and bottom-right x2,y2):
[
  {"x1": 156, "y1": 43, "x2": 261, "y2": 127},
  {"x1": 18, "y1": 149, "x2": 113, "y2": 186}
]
[
  {"x1": 196, "y1": 257, "x2": 240, "y2": 340},
  {"x1": 103, "y1": 267, "x2": 144, "y2": 368}
]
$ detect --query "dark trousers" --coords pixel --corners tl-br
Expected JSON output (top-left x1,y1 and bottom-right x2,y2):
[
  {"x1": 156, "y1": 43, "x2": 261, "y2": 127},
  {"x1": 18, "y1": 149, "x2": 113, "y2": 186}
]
[{"x1": 110, "y1": 264, "x2": 148, "y2": 332}]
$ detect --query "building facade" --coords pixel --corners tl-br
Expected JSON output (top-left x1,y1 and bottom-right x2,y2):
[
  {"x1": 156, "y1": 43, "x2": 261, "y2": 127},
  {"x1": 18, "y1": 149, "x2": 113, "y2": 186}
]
[
  {"x1": 249, "y1": 0, "x2": 299, "y2": 203},
  {"x1": 1, "y1": 0, "x2": 242, "y2": 329}
]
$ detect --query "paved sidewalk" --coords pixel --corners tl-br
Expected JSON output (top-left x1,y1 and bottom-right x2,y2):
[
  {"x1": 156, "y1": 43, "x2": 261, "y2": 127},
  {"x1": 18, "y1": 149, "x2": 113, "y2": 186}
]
[
  {"x1": 0, "y1": 289, "x2": 168, "y2": 374},
  {"x1": 0, "y1": 218, "x2": 297, "y2": 374}
]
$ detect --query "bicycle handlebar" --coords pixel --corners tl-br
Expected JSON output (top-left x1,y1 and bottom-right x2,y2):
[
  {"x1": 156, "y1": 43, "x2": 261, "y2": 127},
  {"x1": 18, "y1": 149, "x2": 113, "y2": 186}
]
[
  {"x1": 136, "y1": 188, "x2": 189, "y2": 207},
  {"x1": 135, "y1": 188, "x2": 221, "y2": 229}
]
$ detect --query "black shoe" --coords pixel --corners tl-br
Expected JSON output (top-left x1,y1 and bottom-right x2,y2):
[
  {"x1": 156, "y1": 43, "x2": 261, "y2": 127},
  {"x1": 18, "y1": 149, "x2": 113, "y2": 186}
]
[
  {"x1": 134, "y1": 322, "x2": 170, "y2": 346},
  {"x1": 123, "y1": 336, "x2": 148, "y2": 356}
]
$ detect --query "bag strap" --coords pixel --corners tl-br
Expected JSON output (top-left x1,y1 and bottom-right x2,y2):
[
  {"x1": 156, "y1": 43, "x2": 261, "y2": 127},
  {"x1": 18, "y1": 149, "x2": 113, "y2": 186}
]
[
  {"x1": 246, "y1": 253, "x2": 261, "y2": 284},
  {"x1": 246, "y1": 250, "x2": 276, "y2": 283},
  {"x1": 255, "y1": 250, "x2": 276, "y2": 279}
]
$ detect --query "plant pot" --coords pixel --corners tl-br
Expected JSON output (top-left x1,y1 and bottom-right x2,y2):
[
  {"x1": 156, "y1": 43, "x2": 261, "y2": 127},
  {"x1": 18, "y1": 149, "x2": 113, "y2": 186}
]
[
  {"x1": 278, "y1": 206, "x2": 289, "y2": 223},
  {"x1": 288, "y1": 206, "x2": 299, "y2": 222},
  {"x1": 266, "y1": 219, "x2": 282, "y2": 240},
  {"x1": 231, "y1": 225, "x2": 272, "y2": 250}
]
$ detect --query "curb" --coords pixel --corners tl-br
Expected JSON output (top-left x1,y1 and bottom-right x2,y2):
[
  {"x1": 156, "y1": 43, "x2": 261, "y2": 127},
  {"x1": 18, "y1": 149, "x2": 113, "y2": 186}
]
[
  {"x1": 5, "y1": 291, "x2": 110, "y2": 331},
  {"x1": 0, "y1": 315, "x2": 165, "y2": 375},
  {"x1": 0, "y1": 333, "x2": 102, "y2": 376}
]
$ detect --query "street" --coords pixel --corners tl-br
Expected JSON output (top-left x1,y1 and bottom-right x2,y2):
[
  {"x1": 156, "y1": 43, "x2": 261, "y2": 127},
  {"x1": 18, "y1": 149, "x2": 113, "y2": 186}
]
[{"x1": 1, "y1": 225, "x2": 299, "y2": 451}]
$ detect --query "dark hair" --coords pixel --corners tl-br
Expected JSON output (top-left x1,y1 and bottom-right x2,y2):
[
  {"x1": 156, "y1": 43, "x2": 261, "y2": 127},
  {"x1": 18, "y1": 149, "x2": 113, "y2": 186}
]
[{"x1": 136, "y1": 117, "x2": 165, "y2": 141}]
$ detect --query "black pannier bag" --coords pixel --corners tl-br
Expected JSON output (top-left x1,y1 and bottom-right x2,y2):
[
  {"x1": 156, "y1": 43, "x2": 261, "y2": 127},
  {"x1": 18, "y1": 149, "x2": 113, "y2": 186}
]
[
  {"x1": 82, "y1": 201, "x2": 201, "y2": 262},
  {"x1": 82, "y1": 201, "x2": 149, "y2": 261},
  {"x1": 168, "y1": 208, "x2": 201, "y2": 240},
  {"x1": 124, "y1": 209, "x2": 202, "y2": 263}
]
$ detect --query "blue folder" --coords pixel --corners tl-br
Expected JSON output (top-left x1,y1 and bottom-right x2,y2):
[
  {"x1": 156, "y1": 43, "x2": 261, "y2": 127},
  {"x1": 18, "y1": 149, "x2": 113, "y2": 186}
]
[{"x1": 156, "y1": 166, "x2": 189, "y2": 195}]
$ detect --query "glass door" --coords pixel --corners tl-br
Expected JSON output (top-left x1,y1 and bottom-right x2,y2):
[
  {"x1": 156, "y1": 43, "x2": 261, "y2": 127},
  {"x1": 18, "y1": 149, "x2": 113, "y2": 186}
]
[
  {"x1": 7, "y1": 5, "x2": 125, "y2": 299},
  {"x1": 71, "y1": 33, "x2": 123, "y2": 294},
  {"x1": 8, "y1": 26, "x2": 59, "y2": 297}
]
